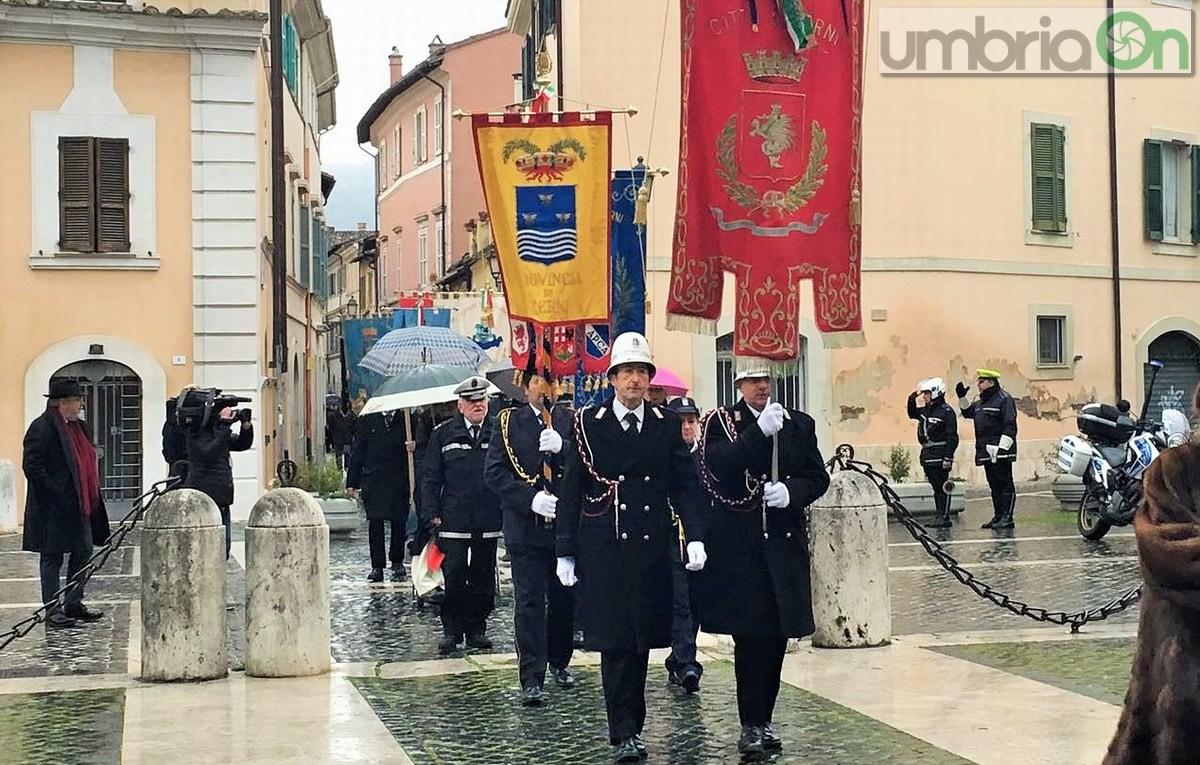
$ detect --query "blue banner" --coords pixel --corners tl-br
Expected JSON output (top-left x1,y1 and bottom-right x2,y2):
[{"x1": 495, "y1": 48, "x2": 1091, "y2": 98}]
[
  {"x1": 343, "y1": 318, "x2": 393, "y2": 403},
  {"x1": 391, "y1": 308, "x2": 451, "y2": 329},
  {"x1": 610, "y1": 167, "x2": 648, "y2": 337}
]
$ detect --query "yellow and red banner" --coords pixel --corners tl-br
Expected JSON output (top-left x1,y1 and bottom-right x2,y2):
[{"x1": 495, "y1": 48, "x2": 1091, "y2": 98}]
[{"x1": 473, "y1": 112, "x2": 612, "y2": 331}]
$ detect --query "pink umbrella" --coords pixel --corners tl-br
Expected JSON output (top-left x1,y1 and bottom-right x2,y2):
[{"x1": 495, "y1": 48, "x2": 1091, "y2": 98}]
[{"x1": 650, "y1": 368, "x2": 689, "y2": 396}]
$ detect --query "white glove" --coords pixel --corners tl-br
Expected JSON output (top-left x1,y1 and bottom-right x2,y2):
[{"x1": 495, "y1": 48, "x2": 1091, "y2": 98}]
[
  {"x1": 985, "y1": 444, "x2": 1000, "y2": 463},
  {"x1": 685, "y1": 541, "x2": 707, "y2": 571},
  {"x1": 763, "y1": 481, "x2": 790, "y2": 508},
  {"x1": 538, "y1": 428, "x2": 564, "y2": 454},
  {"x1": 532, "y1": 491, "x2": 558, "y2": 519},
  {"x1": 958, "y1": 397, "x2": 970, "y2": 411},
  {"x1": 998, "y1": 435, "x2": 1014, "y2": 452},
  {"x1": 757, "y1": 402, "x2": 785, "y2": 437},
  {"x1": 556, "y1": 556, "x2": 577, "y2": 587}
]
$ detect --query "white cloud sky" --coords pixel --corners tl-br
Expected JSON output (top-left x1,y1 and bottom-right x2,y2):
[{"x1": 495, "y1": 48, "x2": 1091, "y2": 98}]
[{"x1": 320, "y1": 0, "x2": 510, "y2": 166}]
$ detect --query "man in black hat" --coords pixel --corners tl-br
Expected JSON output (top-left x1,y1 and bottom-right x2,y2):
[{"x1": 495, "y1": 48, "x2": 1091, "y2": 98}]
[
  {"x1": 483, "y1": 369, "x2": 577, "y2": 706},
  {"x1": 663, "y1": 396, "x2": 704, "y2": 693},
  {"x1": 420, "y1": 376, "x2": 503, "y2": 654},
  {"x1": 22, "y1": 380, "x2": 111, "y2": 629}
]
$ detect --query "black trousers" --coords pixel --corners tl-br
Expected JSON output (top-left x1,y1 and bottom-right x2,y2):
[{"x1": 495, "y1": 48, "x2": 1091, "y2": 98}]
[
  {"x1": 733, "y1": 635, "x2": 788, "y2": 727},
  {"x1": 601, "y1": 650, "x2": 650, "y2": 743},
  {"x1": 39, "y1": 536, "x2": 93, "y2": 614},
  {"x1": 665, "y1": 563, "x2": 702, "y2": 677},
  {"x1": 368, "y1": 518, "x2": 405, "y2": 570},
  {"x1": 922, "y1": 464, "x2": 950, "y2": 517},
  {"x1": 219, "y1": 505, "x2": 231, "y2": 559},
  {"x1": 509, "y1": 544, "x2": 574, "y2": 689},
  {"x1": 983, "y1": 460, "x2": 1016, "y2": 519},
  {"x1": 438, "y1": 537, "x2": 498, "y2": 638}
]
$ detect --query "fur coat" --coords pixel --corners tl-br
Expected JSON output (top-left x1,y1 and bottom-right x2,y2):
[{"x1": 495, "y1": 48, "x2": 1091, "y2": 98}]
[{"x1": 1102, "y1": 442, "x2": 1200, "y2": 765}]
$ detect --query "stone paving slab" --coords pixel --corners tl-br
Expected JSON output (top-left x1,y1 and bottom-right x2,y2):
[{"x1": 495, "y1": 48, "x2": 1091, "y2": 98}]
[
  {"x1": 929, "y1": 637, "x2": 1135, "y2": 706},
  {"x1": 0, "y1": 575, "x2": 141, "y2": 607},
  {"x1": 0, "y1": 547, "x2": 136, "y2": 579},
  {"x1": 0, "y1": 687, "x2": 125, "y2": 764},
  {"x1": 0, "y1": 605, "x2": 132, "y2": 679},
  {"x1": 888, "y1": 535, "x2": 1136, "y2": 568},
  {"x1": 351, "y1": 662, "x2": 973, "y2": 765}
]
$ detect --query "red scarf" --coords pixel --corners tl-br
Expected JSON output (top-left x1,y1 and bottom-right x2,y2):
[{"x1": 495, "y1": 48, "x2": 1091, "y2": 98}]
[{"x1": 64, "y1": 420, "x2": 100, "y2": 519}]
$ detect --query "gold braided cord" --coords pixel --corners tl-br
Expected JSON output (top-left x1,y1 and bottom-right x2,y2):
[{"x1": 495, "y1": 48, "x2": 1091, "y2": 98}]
[{"x1": 498, "y1": 408, "x2": 539, "y2": 487}]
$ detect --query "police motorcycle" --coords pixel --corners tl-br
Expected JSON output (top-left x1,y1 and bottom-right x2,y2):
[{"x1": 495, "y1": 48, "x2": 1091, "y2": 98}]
[{"x1": 1057, "y1": 360, "x2": 1191, "y2": 541}]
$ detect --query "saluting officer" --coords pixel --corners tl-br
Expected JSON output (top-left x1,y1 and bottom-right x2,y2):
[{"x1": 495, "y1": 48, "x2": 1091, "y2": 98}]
[
  {"x1": 906, "y1": 377, "x2": 959, "y2": 529},
  {"x1": 556, "y1": 332, "x2": 708, "y2": 764},
  {"x1": 956, "y1": 368, "x2": 1018, "y2": 530},
  {"x1": 482, "y1": 367, "x2": 577, "y2": 707},
  {"x1": 420, "y1": 376, "x2": 502, "y2": 655},
  {"x1": 691, "y1": 368, "x2": 830, "y2": 758}
]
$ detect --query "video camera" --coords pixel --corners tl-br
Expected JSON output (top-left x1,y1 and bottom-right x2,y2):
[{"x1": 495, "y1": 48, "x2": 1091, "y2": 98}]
[{"x1": 173, "y1": 387, "x2": 252, "y2": 430}]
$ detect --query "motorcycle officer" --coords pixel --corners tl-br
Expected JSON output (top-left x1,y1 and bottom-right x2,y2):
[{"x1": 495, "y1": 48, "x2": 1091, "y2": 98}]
[
  {"x1": 956, "y1": 369, "x2": 1018, "y2": 530},
  {"x1": 906, "y1": 378, "x2": 959, "y2": 529}
]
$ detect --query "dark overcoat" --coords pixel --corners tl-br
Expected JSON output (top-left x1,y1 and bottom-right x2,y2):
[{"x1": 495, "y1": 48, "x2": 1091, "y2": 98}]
[
  {"x1": 556, "y1": 403, "x2": 706, "y2": 652},
  {"x1": 483, "y1": 403, "x2": 574, "y2": 550},
  {"x1": 690, "y1": 399, "x2": 830, "y2": 639},
  {"x1": 347, "y1": 410, "x2": 427, "y2": 522},
  {"x1": 420, "y1": 415, "x2": 501, "y2": 539},
  {"x1": 961, "y1": 385, "x2": 1018, "y2": 465},
  {"x1": 182, "y1": 421, "x2": 253, "y2": 508},
  {"x1": 22, "y1": 410, "x2": 111, "y2": 554}
]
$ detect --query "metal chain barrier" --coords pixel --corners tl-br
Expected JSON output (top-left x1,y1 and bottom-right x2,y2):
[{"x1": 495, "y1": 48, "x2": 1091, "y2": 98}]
[
  {"x1": 827, "y1": 455, "x2": 1142, "y2": 633},
  {"x1": 0, "y1": 477, "x2": 179, "y2": 651}
]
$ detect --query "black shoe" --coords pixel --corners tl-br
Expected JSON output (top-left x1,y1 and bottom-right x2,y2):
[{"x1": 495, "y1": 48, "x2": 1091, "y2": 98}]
[
  {"x1": 980, "y1": 516, "x2": 999, "y2": 529},
  {"x1": 631, "y1": 734, "x2": 648, "y2": 759},
  {"x1": 466, "y1": 632, "x2": 493, "y2": 649},
  {"x1": 64, "y1": 605, "x2": 104, "y2": 623},
  {"x1": 520, "y1": 685, "x2": 544, "y2": 707},
  {"x1": 761, "y1": 724, "x2": 782, "y2": 751},
  {"x1": 390, "y1": 566, "x2": 407, "y2": 582},
  {"x1": 438, "y1": 635, "x2": 459, "y2": 655},
  {"x1": 553, "y1": 667, "x2": 576, "y2": 688},
  {"x1": 46, "y1": 612, "x2": 78, "y2": 630},
  {"x1": 991, "y1": 514, "x2": 1015, "y2": 530},
  {"x1": 367, "y1": 568, "x2": 384, "y2": 583},
  {"x1": 738, "y1": 726, "x2": 764, "y2": 756},
  {"x1": 679, "y1": 667, "x2": 701, "y2": 694},
  {"x1": 572, "y1": 630, "x2": 585, "y2": 649},
  {"x1": 613, "y1": 739, "x2": 641, "y2": 763},
  {"x1": 926, "y1": 513, "x2": 952, "y2": 529}
]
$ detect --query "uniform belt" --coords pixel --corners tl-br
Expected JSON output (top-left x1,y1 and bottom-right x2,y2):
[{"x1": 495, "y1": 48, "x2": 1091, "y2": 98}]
[
  {"x1": 924, "y1": 441, "x2": 947, "y2": 447},
  {"x1": 438, "y1": 530, "x2": 503, "y2": 540}
]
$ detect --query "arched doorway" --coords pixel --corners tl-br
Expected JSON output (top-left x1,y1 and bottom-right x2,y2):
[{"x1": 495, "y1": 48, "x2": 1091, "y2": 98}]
[
  {"x1": 1144, "y1": 331, "x2": 1200, "y2": 425},
  {"x1": 50, "y1": 360, "x2": 143, "y2": 501},
  {"x1": 715, "y1": 332, "x2": 807, "y2": 411}
]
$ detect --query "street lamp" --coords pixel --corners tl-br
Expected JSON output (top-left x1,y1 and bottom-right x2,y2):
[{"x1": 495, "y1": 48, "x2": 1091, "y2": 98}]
[{"x1": 346, "y1": 296, "x2": 358, "y2": 318}]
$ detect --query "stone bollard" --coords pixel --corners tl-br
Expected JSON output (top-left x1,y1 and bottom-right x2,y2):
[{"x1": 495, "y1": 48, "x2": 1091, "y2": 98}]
[
  {"x1": 0, "y1": 460, "x2": 16, "y2": 533},
  {"x1": 809, "y1": 470, "x2": 891, "y2": 648},
  {"x1": 245, "y1": 488, "x2": 330, "y2": 677},
  {"x1": 141, "y1": 488, "x2": 228, "y2": 681}
]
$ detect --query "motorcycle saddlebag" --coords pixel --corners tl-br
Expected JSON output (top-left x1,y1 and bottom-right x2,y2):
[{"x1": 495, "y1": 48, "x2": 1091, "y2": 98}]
[
  {"x1": 1077, "y1": 403, "x2": 1137, "y2": 444},
  {"x1": 1058, "y1": 435, "x2": 1092, "y2": 477}
]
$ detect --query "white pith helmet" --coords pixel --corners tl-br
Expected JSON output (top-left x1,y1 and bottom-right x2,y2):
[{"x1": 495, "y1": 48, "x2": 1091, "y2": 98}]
[{"x1": 607, "y1": 332, "x2": 656, "y2": 377}]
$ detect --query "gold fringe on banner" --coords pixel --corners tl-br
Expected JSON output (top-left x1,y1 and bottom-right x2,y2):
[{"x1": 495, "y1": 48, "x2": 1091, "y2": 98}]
[
  {"x1": 665, "y1": 313, "x2": 718, "y2": 336},
  {"x1": 820, "y1": 330, "x2": 867, "y2": 350}
]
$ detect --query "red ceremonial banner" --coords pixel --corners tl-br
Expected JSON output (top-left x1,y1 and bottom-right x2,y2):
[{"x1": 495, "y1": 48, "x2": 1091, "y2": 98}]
[
  {"x1": 549, "y1": 324, "x2": 579, "y2": 378},
  {"x1": 668, "y1": 0, "x2": 865, "y2": 370}
]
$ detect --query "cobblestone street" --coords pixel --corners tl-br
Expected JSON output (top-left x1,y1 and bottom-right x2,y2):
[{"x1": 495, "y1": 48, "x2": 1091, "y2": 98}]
[{"x1": 0, "y1": 488, "x2": 1141, "y2": 764}]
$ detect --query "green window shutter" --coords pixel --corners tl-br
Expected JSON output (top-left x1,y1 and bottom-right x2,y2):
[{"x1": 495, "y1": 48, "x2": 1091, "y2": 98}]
[
  {"x1": 1030, "y1": 123, "x2": 1066, "y2": 233},
  {"x1": 300, "y1": 204, "x2": 311, "y2": 289},
  {"x1": 1191, "y1": 145, "x2": 1200, "y2": 245},
  {"x1": 59, "y1": 136, "x2": 96, "y2": 252},
  {"x1": 95, "y1": 137, "x2": 130, "y2": 253},
  {"x1": 1145, "y1": 139, "x2": 1164, "y2": 241}
]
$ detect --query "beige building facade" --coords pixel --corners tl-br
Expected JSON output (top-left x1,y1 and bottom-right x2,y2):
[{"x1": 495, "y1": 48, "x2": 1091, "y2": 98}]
[
  {"x1": 507, "y1": 0, "x2": 1200, "y2": 483},
  {"x1": 0, "y1": 0, "x2": 337, "y2": 525}
]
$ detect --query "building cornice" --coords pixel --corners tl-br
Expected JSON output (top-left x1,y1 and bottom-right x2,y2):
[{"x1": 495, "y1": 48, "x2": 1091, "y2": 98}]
[{"x1": 0, "y1": 3, "x2": 265, "y2": 51}]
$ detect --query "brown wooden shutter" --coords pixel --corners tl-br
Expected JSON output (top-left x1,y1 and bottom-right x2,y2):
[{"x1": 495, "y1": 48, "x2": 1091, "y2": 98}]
[
  {"x1": 95, "y1": 137, "x2": 130, "y2": 253},
  {"x1": 59, "y1": 136, "x2": 96, "y2": 252}
]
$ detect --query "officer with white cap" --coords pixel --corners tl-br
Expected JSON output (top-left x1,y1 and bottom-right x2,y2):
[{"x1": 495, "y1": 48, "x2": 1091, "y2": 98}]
[
  {"x1": 420, "y1": 375, "x2": 502, "y2": 654},
  {"x1": 555, "y1": 331, "x2": 708, "y2": 763},
  {"x1": 691, "y1": 366, "x2": 830, "y2": 757},
  {"x1": 906, "y1": 378, "x2": 959, "y2": 529}
]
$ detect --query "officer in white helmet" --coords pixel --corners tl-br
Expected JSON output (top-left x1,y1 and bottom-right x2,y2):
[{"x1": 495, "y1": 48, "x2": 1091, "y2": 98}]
[
  {"x1": 906, "y1": 377, "x2": 960, "y2": 529},
  {"x1": 690, "y1": 366, "x2": 830, "y2": 757},
  {"x1": 555, "y1": 331, "x2": 708, "y2": 763}
]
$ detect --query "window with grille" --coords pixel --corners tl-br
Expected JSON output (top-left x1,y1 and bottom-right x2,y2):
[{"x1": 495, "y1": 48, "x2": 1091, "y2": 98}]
[
  {"x1": 715, "y1": 332, "x2": 806, "y2": 411},
  {"x1": 58, "y1": 136, "x2": 130, "y2": 254}
]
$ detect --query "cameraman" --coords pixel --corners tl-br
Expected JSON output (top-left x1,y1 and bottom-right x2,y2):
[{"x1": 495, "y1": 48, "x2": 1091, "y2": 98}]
[{"x1": 182, "y1": 402, "x2": 254, "y2": 558}]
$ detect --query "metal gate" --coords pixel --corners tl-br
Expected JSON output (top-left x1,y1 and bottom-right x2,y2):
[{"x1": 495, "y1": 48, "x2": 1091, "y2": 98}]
[
  {"x1": 50, "y1": 361, "x2": 143, "y2": 501},
  {"x1": 1144, "y1": 331, "x2": 1200, "y2": 427},
  {"x1": 715, "y1": 332, "x2": 807, "y2": 411}
]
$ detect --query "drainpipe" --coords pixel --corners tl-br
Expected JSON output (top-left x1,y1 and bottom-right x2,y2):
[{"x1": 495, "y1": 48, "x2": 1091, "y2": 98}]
[
  {"x1": 1106, "y1": 0, "x2": 1123, "y2": 399},
  {"x1": 269, "y1": 0, "x2": 287, "y2": 464},
  {"x1": 422, "y1": 72, "x2": 448, "y2": 281}
]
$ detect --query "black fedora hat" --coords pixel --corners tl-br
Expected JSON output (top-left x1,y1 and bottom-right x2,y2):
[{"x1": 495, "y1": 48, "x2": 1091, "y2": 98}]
[{"x1": 45, "y1": 379, "x2": 85, "y2": 399}]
